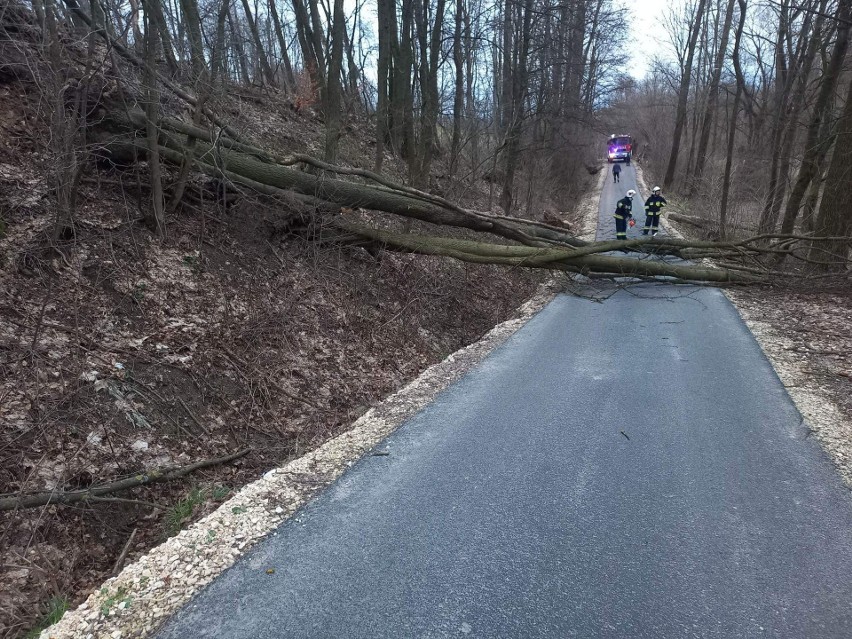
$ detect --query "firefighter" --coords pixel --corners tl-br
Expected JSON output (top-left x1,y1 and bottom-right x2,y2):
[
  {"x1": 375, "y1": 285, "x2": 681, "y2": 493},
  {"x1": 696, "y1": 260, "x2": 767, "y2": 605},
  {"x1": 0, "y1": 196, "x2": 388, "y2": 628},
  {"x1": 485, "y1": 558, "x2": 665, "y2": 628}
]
[
  {"x1": 643, "y1": 186, "x2": 667, "y2": 236},
  {"x1": 614, "y1": 189, "x2": 635, "y2": 240},
  {"x1": 612, "y1": 162, "x2": 621, "y2": 183}
]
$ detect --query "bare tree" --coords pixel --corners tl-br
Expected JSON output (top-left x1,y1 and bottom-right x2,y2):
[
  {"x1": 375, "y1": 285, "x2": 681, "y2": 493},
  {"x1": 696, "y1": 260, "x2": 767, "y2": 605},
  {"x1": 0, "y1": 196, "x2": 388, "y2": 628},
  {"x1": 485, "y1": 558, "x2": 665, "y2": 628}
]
[
  {"x1": 718, "y1": 0, "x2": 747, "y2": 241},
  {"x1": 776, "y1": 0, "x2": 852, "y2": 236},
  {"x1": 663, "y1": 0, "x2": 709, "y2": 189},
  {"x1": 268, "y1": 0, "x2": 296, "y2": 90},
  {"x1": 692, "y1": 0, "x2": 736, "y2": 184},
  {"x1": 809, "y1": 77, "x2": 852, "y2": 266},
  {"x1": 324, "y1": 0, "x2": 345, "y2": 162},
  {"x1": 143, "y1": 0, "x2": 166, "y2": 236}
]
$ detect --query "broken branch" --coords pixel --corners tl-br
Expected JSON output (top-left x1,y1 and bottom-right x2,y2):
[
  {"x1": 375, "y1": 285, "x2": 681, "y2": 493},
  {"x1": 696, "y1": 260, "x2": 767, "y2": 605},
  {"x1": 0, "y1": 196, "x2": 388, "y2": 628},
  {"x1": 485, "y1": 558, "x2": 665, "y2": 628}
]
[{"x1": 0, "y1": 449, "x2": 251, "y2": 512}]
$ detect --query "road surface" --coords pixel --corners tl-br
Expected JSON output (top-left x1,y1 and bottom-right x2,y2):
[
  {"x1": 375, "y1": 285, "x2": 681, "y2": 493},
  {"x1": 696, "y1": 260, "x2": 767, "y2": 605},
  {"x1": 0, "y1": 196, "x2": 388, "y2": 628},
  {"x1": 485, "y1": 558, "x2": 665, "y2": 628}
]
[{"x1": 157, "y1": 164, "x2": 852, "y2": 638}]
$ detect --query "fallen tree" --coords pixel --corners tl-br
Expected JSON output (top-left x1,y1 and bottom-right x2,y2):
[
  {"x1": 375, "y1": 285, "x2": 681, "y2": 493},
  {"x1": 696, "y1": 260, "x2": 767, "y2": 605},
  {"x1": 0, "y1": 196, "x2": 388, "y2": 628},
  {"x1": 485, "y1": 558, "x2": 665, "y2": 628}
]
[
  {"x1": 88, "y1": 109, "x2": 852, "y2": 284},
  {"x1": 55, "y1": 3, "x2": 852, "y2": 284},
  {"x1": 326, "y1": 220, "x2": 759, "y2": 283},
  {"x1": 668, "y1": 212, "x2": 758, "y2": 235}
]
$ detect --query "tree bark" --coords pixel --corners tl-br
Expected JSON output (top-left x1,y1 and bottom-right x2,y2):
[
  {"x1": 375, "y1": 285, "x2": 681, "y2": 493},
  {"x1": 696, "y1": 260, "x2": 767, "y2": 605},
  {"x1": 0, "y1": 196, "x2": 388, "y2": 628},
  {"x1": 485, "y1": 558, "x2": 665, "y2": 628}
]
[
  {"x1": 499, "y1": 0, "x2": 533, "y2": 216},
  {"x1": 778, "y1": 0, "x2": 852, "y2": 236},
  {"x1": 718, "y1": 0, "x2": 747, "y2": 241},
  {"x1": 375, "y1": 0, "x2": 392, "y2": 171},
  {"x1": 663, "y1": 0, "x2": 708, "y2": 189},
  {"x1": 692, "y1": 0, "x2": 736, "y2": 183},
  {"x1": 450, "y1": 0, "x2": 464, "y2": 176},
  {"x1": 323, "y1": 0, "x2": 345, "y2": 162},
  {"x1": 144, "y1": 4, "x2": 166, "y2": 237},
  {"x1": 414, "y1": 0, "x2": 447, "y2": 186},
  {"x1": 809, "y1": 74, "x2": 852, "y2": 268}
]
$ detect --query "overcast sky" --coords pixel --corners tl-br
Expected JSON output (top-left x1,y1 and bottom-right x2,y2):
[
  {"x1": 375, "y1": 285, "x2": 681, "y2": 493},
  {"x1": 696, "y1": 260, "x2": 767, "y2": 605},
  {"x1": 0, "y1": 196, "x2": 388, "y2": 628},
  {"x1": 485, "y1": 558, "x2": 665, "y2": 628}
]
[{"x1": 628, "y1": 0, "x2": 674, "y2": 79}]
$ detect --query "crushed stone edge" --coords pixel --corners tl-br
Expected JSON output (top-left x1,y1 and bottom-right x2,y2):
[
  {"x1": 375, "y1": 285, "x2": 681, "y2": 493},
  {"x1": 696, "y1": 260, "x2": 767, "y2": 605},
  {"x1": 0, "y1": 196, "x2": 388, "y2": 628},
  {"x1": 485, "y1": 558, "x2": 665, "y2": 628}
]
[
  {"x1": 578, "y1": 164, "x2": 606, "y2": 242},
  {"x1": 723, "y1": 291, "x2": 852, "y2": 488}
]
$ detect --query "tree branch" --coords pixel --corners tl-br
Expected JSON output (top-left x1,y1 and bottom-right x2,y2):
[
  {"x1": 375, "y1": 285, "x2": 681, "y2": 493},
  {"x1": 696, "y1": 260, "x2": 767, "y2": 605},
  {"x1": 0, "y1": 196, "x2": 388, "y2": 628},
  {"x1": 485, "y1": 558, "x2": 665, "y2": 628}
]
[{"x1": 0, "y1": 449, "x2": 251, "y2": 512}]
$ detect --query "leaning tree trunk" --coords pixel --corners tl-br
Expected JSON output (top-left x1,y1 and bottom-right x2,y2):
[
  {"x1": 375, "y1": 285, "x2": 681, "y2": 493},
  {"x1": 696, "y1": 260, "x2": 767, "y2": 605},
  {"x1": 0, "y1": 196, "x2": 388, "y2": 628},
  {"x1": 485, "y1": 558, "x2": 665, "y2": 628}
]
[
  {"x1": 268, "y1": 0, "x2": 296, "y2": 91},
  {"x1": 500, "y1": 0, "x2": 533, "y2": 216},
  {"x1": 210, "y1": 0, "x2": 230, "y2": 82},
  {"x1": 375, "y1": 0, "x2": 392, "y2": 171},
  {"x1": 45, "y1": 0, "x2": 77, "y2": 241},
  {"x1": 115, "y1": 110, "x2": 586, "y2": 247},
  {"x1": 226, "y1": 7, "x2": 251, "y2": 83},
  {"x1": 449, "y1": 0, "x2": 464, "y2": 177},
  {"x1": 719, "y1": 0, "x2": 747, "y2": 241},
  {"x1": 168, "y1": 0, "x2": 211, "y2": 214},
  {"x1": 240, "y1": 0, "x2": 276, "y2": 85},
  {"x1": 324, "y1": 0, "x2": 345, "y2": 163},
  {"x1": 663, "y1": 0, "x2": 708, "y2": 190},
  {"x1": 759, "y1": 1, "x2": 828, "y2": 235},
  {"x1": 392, "y1": 0, "x2": 416, "y2": 170},
  {"x1": 778, "y1": 0, "x2": 852, "y2": 236},
  {"x1": 692, "y1": 0, "x2": 736, "y2": 184},
  {"x1": 809, "y1": 74, "x2": 852, "y2": 269},
  {"x1": 96, "y1": 104, "x2": 849, "y2": 285},
  {"x1": 145, "y1": 0, "x2": 180, "y2": 76},
  {"x1": 143, "y1": 3, "x2": 165, "y2": 236},
  {"x1": 306, "y1": 0, "x2": 328, "y2": 100},
  {"x1": 415, "y1": 0, "x2": 447, "y2": 187},
  {"x1": 755, "y1": 0, "x2": 792, "y2": 235}
]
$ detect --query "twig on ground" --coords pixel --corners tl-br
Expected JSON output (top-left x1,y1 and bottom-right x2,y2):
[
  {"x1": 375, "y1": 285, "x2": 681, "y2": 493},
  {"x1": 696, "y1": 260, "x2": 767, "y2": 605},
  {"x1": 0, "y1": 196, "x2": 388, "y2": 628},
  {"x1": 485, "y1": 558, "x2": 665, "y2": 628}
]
[
  {"x1": 0, "y1": 449, "x2": 251, "y2": 511},
  {"x1": 111, "y1": 527, "x2": 138, "y2": 576},
  {"x1": 178, "y1": 398, "x2": 211, "y2": 435}
]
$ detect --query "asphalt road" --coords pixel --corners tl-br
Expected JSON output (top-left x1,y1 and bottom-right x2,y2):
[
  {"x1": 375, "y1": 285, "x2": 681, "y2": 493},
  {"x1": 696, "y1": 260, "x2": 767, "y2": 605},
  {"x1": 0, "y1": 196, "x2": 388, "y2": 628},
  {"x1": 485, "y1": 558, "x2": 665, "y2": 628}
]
[
  {"x1": 598, "y1": 160, "x2": 665, "y2": 242},
  {"x1": 157, "y1": 170, "x2": 852, "y2": 638}
]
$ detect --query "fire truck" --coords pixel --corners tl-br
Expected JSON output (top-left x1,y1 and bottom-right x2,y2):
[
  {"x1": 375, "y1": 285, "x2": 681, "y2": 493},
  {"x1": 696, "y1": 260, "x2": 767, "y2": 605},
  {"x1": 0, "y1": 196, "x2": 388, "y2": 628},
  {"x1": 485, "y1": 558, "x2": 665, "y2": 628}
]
[{"x1": 607, "y1": 134, "x2": 633, "y2": 163}]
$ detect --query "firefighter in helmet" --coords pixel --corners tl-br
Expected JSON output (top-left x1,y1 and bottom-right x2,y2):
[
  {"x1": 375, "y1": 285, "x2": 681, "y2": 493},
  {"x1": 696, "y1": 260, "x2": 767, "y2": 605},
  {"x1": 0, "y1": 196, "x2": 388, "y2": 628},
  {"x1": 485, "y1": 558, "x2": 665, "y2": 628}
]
[
  {"x1": 643, "y1": 186, "x2": 667, "y2": 236},
  {"x1": 614, "y1": 189, "x2": 635, "y2": 240}
]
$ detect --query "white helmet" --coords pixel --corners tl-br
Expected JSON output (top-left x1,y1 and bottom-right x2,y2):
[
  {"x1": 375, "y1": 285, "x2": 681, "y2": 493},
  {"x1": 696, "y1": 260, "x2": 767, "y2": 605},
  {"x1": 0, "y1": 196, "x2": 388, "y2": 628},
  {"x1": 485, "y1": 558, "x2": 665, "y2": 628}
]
[
  {"x1": 652, "y1": 186, "x2": 661, "y2": 193},
  {"x1": 626, "y1": 189, "x2": 636, "y2": 197}
]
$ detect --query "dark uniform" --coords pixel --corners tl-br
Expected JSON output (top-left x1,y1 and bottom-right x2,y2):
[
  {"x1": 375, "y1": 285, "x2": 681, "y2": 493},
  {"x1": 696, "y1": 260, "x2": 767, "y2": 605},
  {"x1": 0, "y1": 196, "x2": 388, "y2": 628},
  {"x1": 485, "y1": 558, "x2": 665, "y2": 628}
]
[
  {"x1": 613, "y1": 196, "x2": 633, "y2": 240},
  {"x1": 613, "y1": 163, "x2": 621, "y2": 183},
  {"x1": 643, "y1": 193, "x2": 667, "y2": 235}
]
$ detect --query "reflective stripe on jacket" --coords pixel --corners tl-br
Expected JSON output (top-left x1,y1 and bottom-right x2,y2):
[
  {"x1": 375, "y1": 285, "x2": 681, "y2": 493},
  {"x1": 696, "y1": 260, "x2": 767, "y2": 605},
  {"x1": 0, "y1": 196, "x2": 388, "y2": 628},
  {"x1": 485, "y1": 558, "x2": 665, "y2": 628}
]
[
  {"x1": 614, "y1": 197, "x2": 633, "y2": 219},
  {"x1": 644, "y1": 194, "x2": 667, "y2": 214}
]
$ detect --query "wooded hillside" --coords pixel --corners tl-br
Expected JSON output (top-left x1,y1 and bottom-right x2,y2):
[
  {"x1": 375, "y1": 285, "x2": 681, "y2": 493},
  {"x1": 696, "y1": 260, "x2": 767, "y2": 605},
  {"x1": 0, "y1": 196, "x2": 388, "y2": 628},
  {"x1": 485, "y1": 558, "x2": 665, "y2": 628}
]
[{"x1": 1, "y1": 0, "x2": 852, "y2": 636}]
